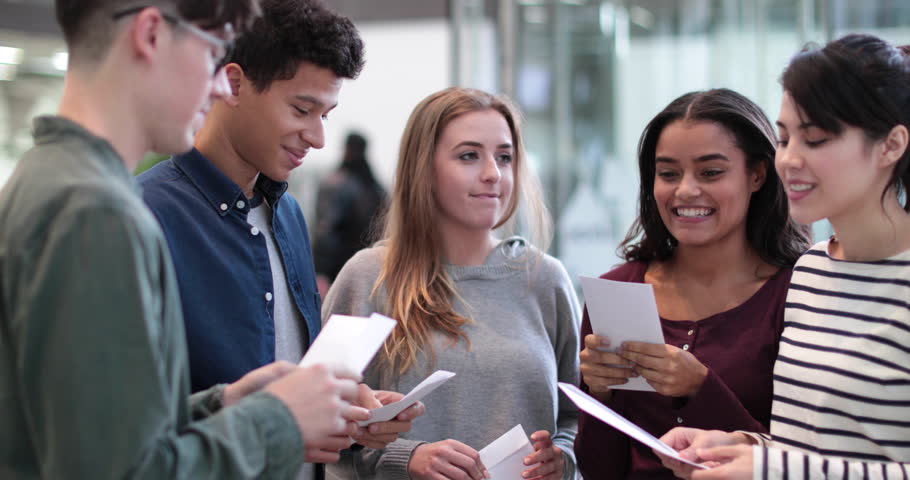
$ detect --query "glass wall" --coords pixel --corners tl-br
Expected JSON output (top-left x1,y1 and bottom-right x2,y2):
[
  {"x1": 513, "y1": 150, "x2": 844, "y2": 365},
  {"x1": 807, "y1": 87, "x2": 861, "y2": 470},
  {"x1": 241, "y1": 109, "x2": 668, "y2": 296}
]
[{"x1": 454, "y1": 0, "x2": 910, "y2": 281}]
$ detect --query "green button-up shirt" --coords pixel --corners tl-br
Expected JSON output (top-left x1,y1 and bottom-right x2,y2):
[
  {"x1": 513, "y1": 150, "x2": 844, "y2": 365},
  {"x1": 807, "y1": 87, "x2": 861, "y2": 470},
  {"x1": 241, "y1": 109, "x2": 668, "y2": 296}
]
[{"x1": 0, "y1": 116, "x2": 304, "y2": 479}]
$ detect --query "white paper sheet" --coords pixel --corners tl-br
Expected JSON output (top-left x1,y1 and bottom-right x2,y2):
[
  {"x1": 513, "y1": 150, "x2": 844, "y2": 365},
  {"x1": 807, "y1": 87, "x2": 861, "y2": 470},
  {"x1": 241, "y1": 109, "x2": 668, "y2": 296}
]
[
  {"x1": 558, "y1": 383, "x2": 708, "y2": 470},
  {"x1": 579, "y1": 276, "x2": 665, "y2": 391},
  {"x1": 359, "y1": 370, "x2": 456, "y2": 426},
  {"x1": 299, "y1": 313, "x2": 396, "y2": 375},
  {"x1": 479, "y1": 424, "x2": 535, "y2": 480}
]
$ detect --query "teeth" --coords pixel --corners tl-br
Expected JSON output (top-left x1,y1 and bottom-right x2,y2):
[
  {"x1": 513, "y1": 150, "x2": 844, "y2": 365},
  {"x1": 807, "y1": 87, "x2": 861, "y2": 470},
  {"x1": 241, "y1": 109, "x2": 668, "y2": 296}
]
[
  {"x1": 677, "y1": 208, "x2": 712, "y2": 217},
  {"x1": 791, "y1": 184, "x2": 814, "y2": 192}
]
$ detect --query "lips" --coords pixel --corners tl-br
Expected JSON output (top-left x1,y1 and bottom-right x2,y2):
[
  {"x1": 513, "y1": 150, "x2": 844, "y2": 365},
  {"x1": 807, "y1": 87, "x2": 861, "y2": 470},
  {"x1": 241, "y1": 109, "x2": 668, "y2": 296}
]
[
  {"x1": 282, "y1": 146, "x2": 309, "y2": 159},
  {"x1": 672, "y1": 207, "x2": 715, "y2": 218}
]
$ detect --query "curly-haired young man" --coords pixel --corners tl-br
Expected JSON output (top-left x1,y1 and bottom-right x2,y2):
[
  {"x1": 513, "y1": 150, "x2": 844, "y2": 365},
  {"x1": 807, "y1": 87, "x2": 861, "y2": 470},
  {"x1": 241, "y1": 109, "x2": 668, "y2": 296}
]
[
  {"x1": 0, "y1": 1, "x2": 371, "y2": 479},
  {"x1": 138, "y1": 1, "x2": 424, "y2": 478}
]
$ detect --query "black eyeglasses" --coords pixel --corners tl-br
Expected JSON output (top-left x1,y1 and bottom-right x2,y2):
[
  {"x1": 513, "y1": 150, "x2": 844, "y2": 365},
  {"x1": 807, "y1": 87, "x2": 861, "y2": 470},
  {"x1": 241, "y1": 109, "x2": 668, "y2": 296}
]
[{"x1": 112, "y1": 6, "x2": 235, "y2": 70}]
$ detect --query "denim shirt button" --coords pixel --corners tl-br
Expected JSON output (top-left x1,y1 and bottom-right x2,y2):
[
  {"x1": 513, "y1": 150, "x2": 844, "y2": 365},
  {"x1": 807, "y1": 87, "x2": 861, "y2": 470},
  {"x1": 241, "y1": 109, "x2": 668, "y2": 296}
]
[
  {"x1": 265, "y1": 292, "x2": 273, "y2": 302},
  {"x1": 219, "y1": 203, "x2": 228, "y2": 211},
  {"x1": 237, "y1": 200, "x2": 246, "y2": 209},
  {"x1": 250, "y1": 226, "x2": 260, "y2": 236}
]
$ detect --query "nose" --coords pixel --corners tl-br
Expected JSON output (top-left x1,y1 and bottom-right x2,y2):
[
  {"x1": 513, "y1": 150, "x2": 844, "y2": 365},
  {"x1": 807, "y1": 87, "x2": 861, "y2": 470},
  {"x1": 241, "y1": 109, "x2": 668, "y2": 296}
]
[
  {"x1": 775, "y1": 142, "x2": 802, "y2": 175},
  {"x1": 481, "y1": 155, "x2": 502, "y2": 184},
  {"x1": 300, "y1": 118, "x2": 326, "y2": 150},
  {"x1": 210, "y1": 67, "x2": 231, "y2": 102},
  {"x1": 675, "y1": 172, "x2": 700, "y2": 199}
]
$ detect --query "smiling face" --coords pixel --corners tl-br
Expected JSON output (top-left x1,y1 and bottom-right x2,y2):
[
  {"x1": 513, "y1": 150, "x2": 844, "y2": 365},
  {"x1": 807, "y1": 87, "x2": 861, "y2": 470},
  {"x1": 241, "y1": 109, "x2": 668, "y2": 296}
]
[
  {"x1": 224, "y1": 60, "x2": 342, "y2": 181},
  {"x1": 774, "y1": 92, "x2": 894, "y2": 226},
  {"x1": 432, "y1": 109, "x2": 515, "y2": 237},
  {"x1": 653, "y1": 120, "x2": 765, "y2": 249}
]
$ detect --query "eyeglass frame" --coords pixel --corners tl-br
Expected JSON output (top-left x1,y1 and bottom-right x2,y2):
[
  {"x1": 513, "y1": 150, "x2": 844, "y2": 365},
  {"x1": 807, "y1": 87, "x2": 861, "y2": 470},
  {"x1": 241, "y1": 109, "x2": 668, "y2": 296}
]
[{"x1": 111, "y1": 6, "x2": 235, "y2": 71}]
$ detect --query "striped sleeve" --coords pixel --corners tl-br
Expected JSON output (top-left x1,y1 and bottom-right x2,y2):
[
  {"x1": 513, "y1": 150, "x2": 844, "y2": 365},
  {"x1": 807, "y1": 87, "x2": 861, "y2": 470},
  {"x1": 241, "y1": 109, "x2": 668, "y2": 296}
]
[{"x1": 755, "y1": 446, "x2": 910, "y2": 480}]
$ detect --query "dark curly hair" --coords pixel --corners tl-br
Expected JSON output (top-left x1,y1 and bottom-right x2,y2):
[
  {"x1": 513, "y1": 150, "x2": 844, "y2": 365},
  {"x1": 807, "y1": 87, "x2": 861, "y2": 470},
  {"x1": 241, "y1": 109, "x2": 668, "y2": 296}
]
[
  {"x1": 620, "y1": 88, "x2": 809, "y2": 267},
  {"x1": 226, "y1": 0, "x2": 365, "y2": 92},
  {"x1": 783, "y1": 34, "x2": 910, "y2": 211}
]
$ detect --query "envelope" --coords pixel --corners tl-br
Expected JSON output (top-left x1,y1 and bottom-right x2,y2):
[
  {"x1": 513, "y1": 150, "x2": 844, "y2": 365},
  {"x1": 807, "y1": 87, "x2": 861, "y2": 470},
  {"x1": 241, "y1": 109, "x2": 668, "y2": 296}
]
[
  {"x1": 359, "y1": 370, "x2": 456, "y2": 426},
  {"x1": 299, "y1": 313, "x2": 396, "y2": 375},
  {"x1": 558, "y1": 383, "x2": 708, "y2": 470},
  {"x1": 579, "y1": 276, "x2": 665, "y2": 391},
  {"x1": 478, "y1": 425, "x2": 535, "y2": 480}
]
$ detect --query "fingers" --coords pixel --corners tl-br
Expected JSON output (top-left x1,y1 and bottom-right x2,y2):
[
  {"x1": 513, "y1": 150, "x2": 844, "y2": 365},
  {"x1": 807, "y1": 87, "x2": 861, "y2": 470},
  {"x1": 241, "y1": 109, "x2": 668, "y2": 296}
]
[
  {"x1": 583, "y1": 334, "x2": 611, "y2": 350},
  {"x1": 374, "y1": 389, "x2": 406, "y2": 405},
  {"x1": 396, "y1": 401, "x2": 426, "y2": 421},
  {"x1": 445, "y1": 441, "x2": 488, "y2": 480},
  {"x1": 341, "y1": 403, "x2": 371, "y2": 423},
  {"x1": 367, "y1": 419, "x2": 413, "y2": 435},
  {"x1": 356, "y1": 383, "x2": 382, "y2": 409},
  {"x1": 696, "y1": 445, "x2": 750, "y2": 463}
]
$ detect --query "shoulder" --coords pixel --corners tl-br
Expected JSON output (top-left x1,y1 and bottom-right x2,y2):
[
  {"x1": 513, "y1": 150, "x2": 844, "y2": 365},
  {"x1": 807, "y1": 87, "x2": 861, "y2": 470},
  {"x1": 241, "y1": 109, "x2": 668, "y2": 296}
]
[
  {"x1": 137, "y1": 159, "x2": 193, "y2": 210},
  {"x1": 334, "y1": 244, "x2": 387, "y2": 284},
  {"x1": 600, "y1": 261, "x2": 647, "y2": 282}
]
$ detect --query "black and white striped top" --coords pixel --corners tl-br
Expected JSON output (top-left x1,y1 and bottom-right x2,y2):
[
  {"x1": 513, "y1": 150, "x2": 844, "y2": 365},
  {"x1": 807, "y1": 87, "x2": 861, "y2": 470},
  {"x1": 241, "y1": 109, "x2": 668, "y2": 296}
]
[{"x1": 756, "y1": 240, "x2": 910, "y2": 479}]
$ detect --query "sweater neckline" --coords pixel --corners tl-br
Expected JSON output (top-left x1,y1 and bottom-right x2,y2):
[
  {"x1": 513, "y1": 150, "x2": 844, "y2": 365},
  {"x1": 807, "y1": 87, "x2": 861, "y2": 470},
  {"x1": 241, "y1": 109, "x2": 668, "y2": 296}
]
[{"x1": 445, "y1": 236, "x2": 534, "y2": 281}]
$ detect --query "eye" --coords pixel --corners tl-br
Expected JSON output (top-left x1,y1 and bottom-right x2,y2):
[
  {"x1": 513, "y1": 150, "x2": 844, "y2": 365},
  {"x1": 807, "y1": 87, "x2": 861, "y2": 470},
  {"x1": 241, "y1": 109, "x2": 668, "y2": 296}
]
[
  {"x1": 805, "y1": 138, "x2": 828, "y2": 148},
  {"x1": 292, "y1": 106, "x2": 308, "y2": 116},
  {"x1": 458, "y1": 151, "x2": 479, "y2": 161},
  {"x1": 702, "y1": 169, "x2": 724, "y2": 177},
  {"x1": 656, "y1": 170, "x2": 679, "y2": 180},
  {"x1": 496, "y1": 152, "x2": 513, "y2": 164}
]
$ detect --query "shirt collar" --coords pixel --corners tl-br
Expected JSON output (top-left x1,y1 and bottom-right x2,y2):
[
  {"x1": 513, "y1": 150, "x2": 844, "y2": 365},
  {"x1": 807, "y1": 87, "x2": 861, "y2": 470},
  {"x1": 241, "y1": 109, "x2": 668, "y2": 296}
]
[{"x1": 172, "y1": 148, "x2": 289, "y2": 216}]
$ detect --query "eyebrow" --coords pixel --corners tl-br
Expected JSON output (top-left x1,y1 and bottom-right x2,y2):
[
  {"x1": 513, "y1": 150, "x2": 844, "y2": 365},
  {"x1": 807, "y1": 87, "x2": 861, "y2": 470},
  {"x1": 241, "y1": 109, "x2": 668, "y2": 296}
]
[
  {"x1": 776, "y1": 120, "x2": 819, "y2": 130},
  {"x1": 655, "y1": 153, "x2": 729, "y2": 163},
  {"x1": 292, "y1": 95, "x2": 337, "y2": 110},
  {"x1": 451, "y1": 141, "x2": 513, "y2": 151}
]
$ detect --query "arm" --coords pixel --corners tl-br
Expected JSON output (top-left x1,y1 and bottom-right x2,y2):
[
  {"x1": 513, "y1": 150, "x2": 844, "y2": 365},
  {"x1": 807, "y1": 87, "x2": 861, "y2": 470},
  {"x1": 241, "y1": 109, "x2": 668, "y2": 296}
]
[
  {"x1": 13, "y1": 207, "x2": 303, "y2": 479},
  {"x1": 674, "y1": 369, "x2": 767, "y2": 433}
]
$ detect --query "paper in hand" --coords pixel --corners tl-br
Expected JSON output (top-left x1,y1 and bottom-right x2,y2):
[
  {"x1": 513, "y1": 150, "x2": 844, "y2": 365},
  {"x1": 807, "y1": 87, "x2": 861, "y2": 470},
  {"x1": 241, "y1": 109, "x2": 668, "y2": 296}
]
[
  {"x1": 299, "y1": 313, "x2": 396, "y2": 375},
  {"x1": 359, "y1": 370, "x2": 456, "y2": 426},
  {"x1": 579, "y1": 276, "x2": 665, "y2": 391},
  {"x1": 558, "y1": 383, "x2": 708, "y2": 470},
  {"x1": 478, "y1": 424, "x2": 535, "y2": 480}
]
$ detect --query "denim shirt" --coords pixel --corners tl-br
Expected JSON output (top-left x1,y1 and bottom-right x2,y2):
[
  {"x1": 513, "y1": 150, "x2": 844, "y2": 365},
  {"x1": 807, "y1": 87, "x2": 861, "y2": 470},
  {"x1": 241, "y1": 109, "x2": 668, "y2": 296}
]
[{"x1": 138, "y1": 148, "x2": 322, "y2": 392}]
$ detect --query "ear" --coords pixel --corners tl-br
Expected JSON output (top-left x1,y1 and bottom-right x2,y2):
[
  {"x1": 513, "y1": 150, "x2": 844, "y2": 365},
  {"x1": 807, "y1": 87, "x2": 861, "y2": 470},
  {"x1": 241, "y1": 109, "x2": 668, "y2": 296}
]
[
  {"x1": 222, "y1": 63, "x2": 246, "y2": 107},
  {"x1": 749, "y1": 160, "x2": 767, "y2": 193},
  {"x1": 878, "y1": 124, "x2": 909, "y2": 169},
  {"x1": 128, "y1": 8, "x2": 169, "y2": 63}
]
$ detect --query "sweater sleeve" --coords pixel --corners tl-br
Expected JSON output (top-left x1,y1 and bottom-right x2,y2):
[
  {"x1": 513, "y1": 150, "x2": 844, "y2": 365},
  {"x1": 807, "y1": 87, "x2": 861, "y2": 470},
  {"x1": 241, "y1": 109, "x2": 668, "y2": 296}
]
[
  {"x1": 676, "y1": 369, "x2": 768, "y2": 433},
  {"x1": 548, "y1": 257, "x2": 582, "y2": 480},
  {"x1": 322, "y1": 247, "x2": 429, "y2": 478},
  {"x1": 753, "y1": 446, "x2": 910, "y2": 480}
]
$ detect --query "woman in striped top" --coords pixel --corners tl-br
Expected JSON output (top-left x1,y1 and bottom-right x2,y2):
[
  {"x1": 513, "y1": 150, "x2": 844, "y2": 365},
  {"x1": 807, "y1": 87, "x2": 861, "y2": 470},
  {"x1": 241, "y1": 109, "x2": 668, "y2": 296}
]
[{"x1": 657, "y1": 33, "x2": 910, "y2": 480}]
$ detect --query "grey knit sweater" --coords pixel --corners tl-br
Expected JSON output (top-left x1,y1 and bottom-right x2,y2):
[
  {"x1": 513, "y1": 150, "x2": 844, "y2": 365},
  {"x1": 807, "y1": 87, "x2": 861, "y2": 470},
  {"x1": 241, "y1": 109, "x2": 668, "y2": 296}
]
[{"x1": 322, "y1": 237, "x2": 580, "y2": 480}]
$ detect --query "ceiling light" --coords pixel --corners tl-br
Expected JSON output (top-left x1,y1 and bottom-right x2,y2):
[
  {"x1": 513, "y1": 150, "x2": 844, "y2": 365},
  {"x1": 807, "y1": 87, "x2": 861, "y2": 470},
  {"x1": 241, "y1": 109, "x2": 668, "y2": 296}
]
[{"x1": 0, "y1": 46, "x2": 24, "y2": 65}]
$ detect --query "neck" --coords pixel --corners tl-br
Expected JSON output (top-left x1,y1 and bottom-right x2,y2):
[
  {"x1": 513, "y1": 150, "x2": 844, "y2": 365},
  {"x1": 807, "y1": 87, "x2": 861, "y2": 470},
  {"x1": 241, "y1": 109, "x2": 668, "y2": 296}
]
[
  {"x1": 438, "y1": 223, "x2": 498, "y2": 266},
  {"x1": 195, "y1": 106, "x2": 260, "y2": 198},
  {"x1": 829, "y1": 189, "x2": 910, "y2": 261},
  {"x1": 57, "y1": 66, "x2": 149, "y2": 171},
  {"x1": 668, "y1": 229, "x2": 764, "y2": 282}
]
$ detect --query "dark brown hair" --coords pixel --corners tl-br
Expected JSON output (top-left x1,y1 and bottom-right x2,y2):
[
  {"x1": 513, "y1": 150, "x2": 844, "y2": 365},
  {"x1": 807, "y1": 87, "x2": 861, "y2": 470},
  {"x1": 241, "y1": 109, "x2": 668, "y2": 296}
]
[
  {"x1": 621, "y1": 88, "x2": 808, "y2": 267},
  {"x1": 782, "y1": 34, "x2": 910, "y2": 210}
]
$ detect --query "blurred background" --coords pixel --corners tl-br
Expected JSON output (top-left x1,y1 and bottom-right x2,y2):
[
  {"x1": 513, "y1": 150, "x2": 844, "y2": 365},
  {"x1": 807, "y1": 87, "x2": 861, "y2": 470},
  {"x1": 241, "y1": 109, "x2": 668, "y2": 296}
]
[{"x1": 1, "y1": 0, "x2": 909, "y2": 283}]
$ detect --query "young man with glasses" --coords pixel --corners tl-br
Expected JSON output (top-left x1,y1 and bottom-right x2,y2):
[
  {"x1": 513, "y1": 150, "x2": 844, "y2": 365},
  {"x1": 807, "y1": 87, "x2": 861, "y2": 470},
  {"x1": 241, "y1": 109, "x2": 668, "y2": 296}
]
[
  {"x1": 138, "y1": 2, "x2": 426, "y2": 477},
  {"x1": 0, "y1": 1, "x2": 369, "y2": 478}
]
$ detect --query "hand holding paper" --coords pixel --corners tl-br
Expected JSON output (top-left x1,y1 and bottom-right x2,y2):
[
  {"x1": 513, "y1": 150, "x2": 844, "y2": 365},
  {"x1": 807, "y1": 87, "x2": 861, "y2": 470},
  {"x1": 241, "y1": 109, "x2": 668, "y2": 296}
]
[
  {"x1": 479, "y1": 425, "x2": 535, "y2": 480},
  {"x1": 579, "y1": 276, "x2": 665, "y2": 392},
  {"x1": 359, "y1": 370, "x2": 455, "y2": 426},
  {"x1": 557, "y1": 383, "x2": 708, "y2": 470}
]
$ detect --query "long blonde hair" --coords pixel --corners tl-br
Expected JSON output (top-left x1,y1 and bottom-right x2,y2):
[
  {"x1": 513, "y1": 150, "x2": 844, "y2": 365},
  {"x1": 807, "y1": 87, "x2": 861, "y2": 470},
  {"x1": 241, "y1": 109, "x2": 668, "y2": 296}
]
[{"x1": 374, "y1": 87, "x2": 552, "y2": 376}]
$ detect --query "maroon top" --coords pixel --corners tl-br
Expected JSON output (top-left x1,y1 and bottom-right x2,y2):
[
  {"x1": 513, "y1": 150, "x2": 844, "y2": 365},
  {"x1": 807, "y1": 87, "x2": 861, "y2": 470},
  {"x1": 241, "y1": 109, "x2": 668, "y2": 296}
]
[{"x1": 575, "y1": 261, "x2": 791, "y2": 480}]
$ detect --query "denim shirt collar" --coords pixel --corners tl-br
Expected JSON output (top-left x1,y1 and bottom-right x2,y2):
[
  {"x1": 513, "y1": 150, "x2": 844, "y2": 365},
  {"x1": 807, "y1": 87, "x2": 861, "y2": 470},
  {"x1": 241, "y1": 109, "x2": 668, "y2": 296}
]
[{"x1": 172, "y1": 147, "x2": 289, "y2": 216}]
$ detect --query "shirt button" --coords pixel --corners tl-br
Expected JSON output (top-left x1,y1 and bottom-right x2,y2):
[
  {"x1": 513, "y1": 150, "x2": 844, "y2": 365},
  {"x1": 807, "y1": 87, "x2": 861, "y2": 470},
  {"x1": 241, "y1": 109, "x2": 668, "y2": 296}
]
[
  {"x1": 237, "y1": 200, "x2": 246, "y2": 209},
  {"x1": 682, "y1": 344, "x2": 690, "y2": 351},
  {"x1": 687, "y1": 329, "x2": 694, "y2": 336},
  {"x1": 265, "y1": 292, "x2": 273, "y2": 302},
  {"x1": 219, "y1": 203, "x2": 228, "y2": 211},
  {"x1": 677, "y1": 416, "x2": 684, "y2": 424},
  {"x1": 251, "y1": 226, "x2": 260, "y2": 236}
]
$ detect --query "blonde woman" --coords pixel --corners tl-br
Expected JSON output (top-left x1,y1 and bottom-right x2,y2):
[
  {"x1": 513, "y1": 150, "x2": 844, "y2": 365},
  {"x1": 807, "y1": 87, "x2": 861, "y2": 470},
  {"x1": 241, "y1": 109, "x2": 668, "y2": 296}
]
[{"x1": 323, "y1": 87, "x2": 580, "y2": 480}]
